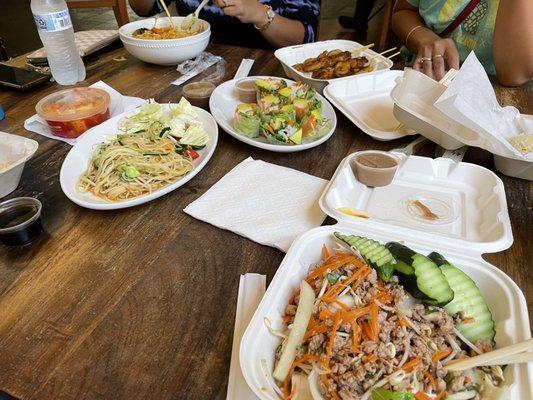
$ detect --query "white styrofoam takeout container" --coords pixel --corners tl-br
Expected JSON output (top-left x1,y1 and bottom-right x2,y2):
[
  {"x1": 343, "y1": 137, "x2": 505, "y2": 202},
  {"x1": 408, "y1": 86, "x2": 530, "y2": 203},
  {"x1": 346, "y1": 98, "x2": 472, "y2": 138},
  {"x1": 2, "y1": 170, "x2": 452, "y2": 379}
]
[
  {"x1": 391, "y1": 68, "x2": 468, "y2": 150},
  {"x1": 0, "y1": 132, "x2": 39, "y2": 198},
  {"x1": 391, "y1": 69, "x2": 533, "y2": 180},
  {"x1": 275, "y1": 39, "x2": 393, "y2": 93},
  {"x1": 240, "y1": 153, "x2": 532, "y2": 400},
  {"x1": 323, "y1": 70, "x2": 416, "y2": 141},
  {"x1": 118, "y1": 17, "x2": 210, "y2": 66}
]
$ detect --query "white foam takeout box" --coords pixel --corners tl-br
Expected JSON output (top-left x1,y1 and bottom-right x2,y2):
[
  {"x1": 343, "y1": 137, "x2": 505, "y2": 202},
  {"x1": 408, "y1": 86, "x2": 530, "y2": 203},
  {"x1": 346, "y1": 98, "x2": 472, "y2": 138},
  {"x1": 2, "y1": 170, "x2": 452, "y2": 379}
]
[
  {"x1": 391, "y1": 69, "x2": 532, "y2": 181},
  {"x1": 240, "y1": 153, "x2": 532, "y2": 399},
  {"x1": 275, "y1": 39, "x2": 393, "y2": 93},
  {"x1": 0, "y1": 131, "x2": 38, "y2": 199},
  {"x1": 323, "y1": 70, "x2": 416, "y2": 141}
]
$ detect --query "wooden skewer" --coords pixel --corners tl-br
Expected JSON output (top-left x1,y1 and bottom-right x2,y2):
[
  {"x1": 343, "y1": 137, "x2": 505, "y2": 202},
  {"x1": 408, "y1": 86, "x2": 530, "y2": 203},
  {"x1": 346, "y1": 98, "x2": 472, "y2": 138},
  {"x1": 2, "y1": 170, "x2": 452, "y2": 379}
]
[
  {"x1": 386, "y1": 51, "x2": 401, "y2": 60},
  {"x1": 353, "y1": 43, "x2": 375, "y2": 55},
  {"x1": 446, "y1": 338, "x2": 533, "y2": 372},
  {"x1": 379, "y1": 47, "x2": 397, "y2": 56},
  {"x1": 158, "y1": 0, "x2": 175, "y2": 27}
]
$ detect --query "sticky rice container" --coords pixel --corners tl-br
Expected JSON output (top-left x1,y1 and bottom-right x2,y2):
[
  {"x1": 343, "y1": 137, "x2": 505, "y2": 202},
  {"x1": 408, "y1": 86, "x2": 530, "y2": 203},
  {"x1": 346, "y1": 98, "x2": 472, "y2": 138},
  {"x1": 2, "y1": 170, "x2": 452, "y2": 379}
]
[
  {"x1": 240, "y1": 153, "x2": 532, "y2": 399},
  {"x1": 36, "y1": 87, "x2": 111, "y2": 139},
  {"x1": 0, "y1": 132, "x2": 39, "y2": 198}
]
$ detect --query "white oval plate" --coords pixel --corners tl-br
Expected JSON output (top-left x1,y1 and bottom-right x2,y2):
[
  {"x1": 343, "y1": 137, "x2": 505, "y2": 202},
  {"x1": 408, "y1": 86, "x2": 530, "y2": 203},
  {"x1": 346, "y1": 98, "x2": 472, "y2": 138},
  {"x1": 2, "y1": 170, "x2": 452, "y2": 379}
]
[
  {"x1": 209, "y1": 76, "x2": 337, "y2": 153},
  {"x1": 60, "y1": 104, "x2": 218, "y2": 210}
]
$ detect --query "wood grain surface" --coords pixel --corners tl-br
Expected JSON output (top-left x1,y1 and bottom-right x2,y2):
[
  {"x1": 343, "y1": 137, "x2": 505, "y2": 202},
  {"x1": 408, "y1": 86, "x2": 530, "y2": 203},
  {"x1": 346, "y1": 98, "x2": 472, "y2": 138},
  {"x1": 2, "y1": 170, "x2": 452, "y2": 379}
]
[{"x1": 0, "y1": 44, "x2": 531, "y2": 400}]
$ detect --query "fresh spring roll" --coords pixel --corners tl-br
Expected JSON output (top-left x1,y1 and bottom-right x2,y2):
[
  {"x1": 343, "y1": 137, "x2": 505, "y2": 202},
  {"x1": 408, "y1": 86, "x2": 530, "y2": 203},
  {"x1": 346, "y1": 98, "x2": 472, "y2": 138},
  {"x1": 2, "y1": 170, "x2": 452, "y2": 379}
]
[
  {"x1": 301, "y1": 109, "x2": 331, "y2": 140},
  {"x1": 234, "y1": 103, "x2": 261, "y2": 138},
  {"x1": 291, "y1": 81, "x2": 316, "y2": 100},
  {"x1": 292, "y1": 98, "x2": 310, "y2": 122},
  {"x1": 254, "y1": 78, "x2": 287, "y2": 97},
  {"x1": 257, "y1": 93, "x2": 282, "y2": 114},
  {"x1": 261, "y1": 106, "x2": 302, "y2": 145}
]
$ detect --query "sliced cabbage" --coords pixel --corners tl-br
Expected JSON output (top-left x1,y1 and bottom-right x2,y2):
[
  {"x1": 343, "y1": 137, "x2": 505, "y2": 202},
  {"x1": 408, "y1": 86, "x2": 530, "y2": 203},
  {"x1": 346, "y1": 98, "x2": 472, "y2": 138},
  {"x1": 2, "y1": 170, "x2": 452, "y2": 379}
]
[
  {"x1": 179, "y1": 124, "x2": 209, "y2": 146},
  {"x1": 174, "y1": 97, "x2": 198, "y2": 117},
  {"x1": 292, "y1": 372, "x2": 313, "y2": 400}
]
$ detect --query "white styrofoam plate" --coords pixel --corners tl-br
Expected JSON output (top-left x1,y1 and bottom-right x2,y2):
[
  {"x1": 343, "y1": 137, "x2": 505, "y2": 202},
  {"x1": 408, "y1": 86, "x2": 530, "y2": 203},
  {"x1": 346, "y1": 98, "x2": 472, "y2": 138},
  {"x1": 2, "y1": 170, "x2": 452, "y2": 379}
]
[
  {"x1": 209, "y1": 76, "x2": 337, "y2": 153},
  {"x1": 320, "y1": 152, "x2": 513, "y2": 254},
  {"x1": 240, "y1": 225, "x2": 532, "y2": 400},
  {"x1": 0, "y1": 131, "x2": 39, "y2": 198},
  {"x1": 275, "y1": 39, "x2": 394, "y2": 92},
  {"x1": 323, "y1": 70, "x2": 416, "y2": 141},
  {"x1": 60, "y1": 104, "x2": 218, "y2": 210}
]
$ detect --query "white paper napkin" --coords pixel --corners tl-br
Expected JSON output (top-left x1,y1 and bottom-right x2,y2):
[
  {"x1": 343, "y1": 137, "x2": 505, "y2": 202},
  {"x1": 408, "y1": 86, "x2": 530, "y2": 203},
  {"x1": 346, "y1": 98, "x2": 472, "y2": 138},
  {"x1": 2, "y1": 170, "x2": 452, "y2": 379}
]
[
  {"x1": 24, "y1": 80, "x2": 144, "y2": 145},
  {"x1": 184, "y1": 157, "x2": 327, "y2": 252},
  {"x1": 434, "y1": 52, "x2": 532, "y2": 161},
  {"x1": 226, "y1": 273, "x2": 265, "y2": 400}
]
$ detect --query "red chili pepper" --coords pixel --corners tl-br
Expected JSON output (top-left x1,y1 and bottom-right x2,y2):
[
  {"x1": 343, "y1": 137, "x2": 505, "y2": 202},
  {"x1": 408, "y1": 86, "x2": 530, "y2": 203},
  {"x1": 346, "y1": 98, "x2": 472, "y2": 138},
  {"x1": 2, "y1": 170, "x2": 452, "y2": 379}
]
[{"x1": 186, "y1": 148, "x2": 199, "y2": 160}]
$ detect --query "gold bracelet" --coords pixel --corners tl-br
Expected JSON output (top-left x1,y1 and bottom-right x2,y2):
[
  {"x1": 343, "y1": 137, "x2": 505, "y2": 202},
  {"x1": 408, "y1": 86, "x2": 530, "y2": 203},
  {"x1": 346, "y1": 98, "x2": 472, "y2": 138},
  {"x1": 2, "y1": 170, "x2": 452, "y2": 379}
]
[{"x1": 405, "y1": 25, "x2": 424, "y2": 47}]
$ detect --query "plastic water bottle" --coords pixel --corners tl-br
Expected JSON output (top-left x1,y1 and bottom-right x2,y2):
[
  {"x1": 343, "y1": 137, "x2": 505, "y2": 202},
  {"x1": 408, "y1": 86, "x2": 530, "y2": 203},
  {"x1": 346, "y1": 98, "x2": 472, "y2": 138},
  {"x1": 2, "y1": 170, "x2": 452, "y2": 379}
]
[{"x1": 31, "y1": 0, "x2": 86, "y2": 85}]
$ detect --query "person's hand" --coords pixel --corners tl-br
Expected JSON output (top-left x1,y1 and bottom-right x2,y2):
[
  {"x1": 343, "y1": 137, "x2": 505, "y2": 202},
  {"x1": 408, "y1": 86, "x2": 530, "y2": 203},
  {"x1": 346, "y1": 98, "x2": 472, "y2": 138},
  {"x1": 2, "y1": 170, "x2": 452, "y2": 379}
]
[
  {"x1": 213, "y1": 0, "x2": 266, "y2": 25},
  {"x1": 413, "y1": 37, "x2": 460, "y2": 81}
]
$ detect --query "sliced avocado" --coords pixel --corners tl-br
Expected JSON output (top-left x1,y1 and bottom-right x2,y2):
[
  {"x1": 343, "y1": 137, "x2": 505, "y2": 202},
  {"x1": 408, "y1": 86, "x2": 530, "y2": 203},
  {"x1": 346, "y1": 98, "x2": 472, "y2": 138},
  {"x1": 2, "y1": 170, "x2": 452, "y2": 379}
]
[
  {"x1": 279, "y1": 87, "x2": 292, "y2": 98},
  {"x1": 289, "y1": 128, "x2": 302, "y2": 144}
]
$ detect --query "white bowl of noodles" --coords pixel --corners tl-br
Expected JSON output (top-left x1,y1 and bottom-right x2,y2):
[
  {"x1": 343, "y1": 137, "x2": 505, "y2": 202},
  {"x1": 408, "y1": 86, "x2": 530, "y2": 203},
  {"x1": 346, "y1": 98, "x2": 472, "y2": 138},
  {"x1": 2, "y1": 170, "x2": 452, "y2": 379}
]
[{"x1": 119, "y1": 17, "x2": 211, "y2": 65}]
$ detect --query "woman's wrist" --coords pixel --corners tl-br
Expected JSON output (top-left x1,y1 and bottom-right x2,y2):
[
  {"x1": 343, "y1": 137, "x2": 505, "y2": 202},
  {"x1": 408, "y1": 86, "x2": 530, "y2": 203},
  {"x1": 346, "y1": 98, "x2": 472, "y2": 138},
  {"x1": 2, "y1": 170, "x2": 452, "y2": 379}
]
[
  {"x1": 409, "y1": 27, "x2": 441, "y2": 52},
  {"x1": 249, "y1": 2, "x2": 268, "y2": 26}
]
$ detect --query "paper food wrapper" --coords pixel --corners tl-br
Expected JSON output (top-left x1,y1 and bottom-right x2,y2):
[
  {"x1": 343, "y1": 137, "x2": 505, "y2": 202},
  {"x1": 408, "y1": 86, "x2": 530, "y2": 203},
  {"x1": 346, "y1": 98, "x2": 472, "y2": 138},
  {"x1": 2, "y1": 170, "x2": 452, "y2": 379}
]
[
  {"x1": 434, "y1": 52, "x2": 532, "y2": 162},
  {"x1": 24, "y1": 81, "x2": 144, "y2": 146}
]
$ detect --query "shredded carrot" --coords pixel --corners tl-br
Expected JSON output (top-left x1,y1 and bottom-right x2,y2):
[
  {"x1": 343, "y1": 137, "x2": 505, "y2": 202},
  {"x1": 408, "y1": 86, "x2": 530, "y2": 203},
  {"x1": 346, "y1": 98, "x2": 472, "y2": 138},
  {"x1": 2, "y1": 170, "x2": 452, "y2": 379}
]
[
  {"x1": 423, "y1": 370, "x2": 437, "y2": 389},
  {"x1": 319, "y1": 308, "x2": 334, "y2": 321},
  {"x1": 283, "y1": 354, "x2": 322, "y2": 397},
  {"x1": 435, "y1": 391, "x2": 447, "y2": 400},
  {"x1": 304, "y1": 322, "x2": 328, "y2": 340},
  {"x1": 282, "y1": 315, "x2": 293, "y2": 323},
  {"x1": 322, "y1": 266, "x2": 371, "y2": 301},
  {"x1": 462, "y1": 317, "x2": 475, "y2": 324},
  {"x1": 402, "y1": 357, "x2": 422, "y2": 372},
  {"x1": 342, "y1": 305, "x2": 372, "y2": 321},
  {"x1": 414, "y1": 393, "x2": 432, "y2": 400},
  {"x1": 376, "y1": 289, "x2": 395, "y2": 304},
  {"x1": 350, "y1": 321, "x2": 361, "y2": 353},
  {"x1": 398, "y1": 318, "x2": 408, "y2": 327},
  {"x1": 361, "y1": 320, "x2": 373, "y2": 341},
  {"x1": 322, "y1": 375, "x2": 340, "y2": 400},
  {"x1": 325, "y1": 313, "x2": 342, "y2": 361},
  {"x1": 322, "y1": 244, "x2": 330, "y2": 261},
  {"x1": 432, "y1": 347, "x2": 452, "y2": 362},
  {"x1": 369, "y1": 302, "x2": 379, "y2": 341},
  {"x1": 306, "y1": 254, "x2": 365, "y2": 282},
  {"x1": 363, "y1": 354, "x2": 378, "y2": 363},
  {"x1": 331, "y1": 299, "x2": 350, "y2": 311}
]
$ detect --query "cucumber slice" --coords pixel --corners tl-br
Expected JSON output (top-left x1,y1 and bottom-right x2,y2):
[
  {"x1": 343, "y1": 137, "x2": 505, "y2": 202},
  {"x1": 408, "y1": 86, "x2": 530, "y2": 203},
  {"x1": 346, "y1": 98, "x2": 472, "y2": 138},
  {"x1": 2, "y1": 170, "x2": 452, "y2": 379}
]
[
  {"x1": 334, "y1": 232, "x2": 396, "y2": 282},
  {"x1": 386, "y1": 242, "x2": 454, "y2": 306},
  {"x1": 428, "y1": 252, "x2": 496, "y2": 344}
]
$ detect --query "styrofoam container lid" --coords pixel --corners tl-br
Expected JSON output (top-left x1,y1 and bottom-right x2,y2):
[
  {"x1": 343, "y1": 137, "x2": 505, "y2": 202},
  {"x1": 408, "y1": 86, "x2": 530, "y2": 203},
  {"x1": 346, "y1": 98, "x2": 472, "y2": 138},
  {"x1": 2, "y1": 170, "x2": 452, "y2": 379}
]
[
  {"x1": 320, "y1": 152, "x2": 513, "y2": 255},
  {"x1": 323, "y1": 70, "x2": 416, "y2": 141}
]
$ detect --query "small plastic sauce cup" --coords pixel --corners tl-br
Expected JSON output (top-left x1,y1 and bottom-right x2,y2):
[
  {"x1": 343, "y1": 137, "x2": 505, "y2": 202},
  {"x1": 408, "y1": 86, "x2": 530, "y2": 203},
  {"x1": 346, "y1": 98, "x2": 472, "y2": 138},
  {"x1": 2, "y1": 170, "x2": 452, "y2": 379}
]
[
  {"x1": 36, "y1": 87, "x2": 111, "y2": 139},
  {"x1": 351, "y1": 150, "x2": 399, "y2": 187},
  {"x1": 234, "y1": 78, "x2": 257, "y2": 103},
  {"x1": 0, "y1": 197, "x2": 43, "y2": 246},
  {"x1": 182, "y1": 82, "x2": 216, "y2": 108}
]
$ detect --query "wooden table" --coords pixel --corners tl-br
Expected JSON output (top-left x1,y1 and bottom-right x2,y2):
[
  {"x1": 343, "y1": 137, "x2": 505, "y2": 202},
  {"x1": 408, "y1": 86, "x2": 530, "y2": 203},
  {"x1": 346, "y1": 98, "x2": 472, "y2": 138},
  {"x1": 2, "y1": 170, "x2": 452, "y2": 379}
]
[{"x1": 0, "y1": 44, "x2": 531, "y2": 400}]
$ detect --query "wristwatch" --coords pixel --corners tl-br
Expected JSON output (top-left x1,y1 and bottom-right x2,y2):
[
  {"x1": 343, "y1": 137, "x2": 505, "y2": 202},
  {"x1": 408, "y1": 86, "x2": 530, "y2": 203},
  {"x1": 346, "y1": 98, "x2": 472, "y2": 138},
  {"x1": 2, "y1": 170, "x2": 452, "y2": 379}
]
[{"x1": 254, "y1": 5, "x2": 275, "y2": 31}]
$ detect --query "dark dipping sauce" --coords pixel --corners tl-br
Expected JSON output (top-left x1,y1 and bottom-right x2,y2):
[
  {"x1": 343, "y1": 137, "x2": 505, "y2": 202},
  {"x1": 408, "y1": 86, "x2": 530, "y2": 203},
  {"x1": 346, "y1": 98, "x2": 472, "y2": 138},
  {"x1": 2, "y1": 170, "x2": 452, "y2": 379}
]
[{"x1": 0, "y1": 197, "x2": 43, "y2": 246}]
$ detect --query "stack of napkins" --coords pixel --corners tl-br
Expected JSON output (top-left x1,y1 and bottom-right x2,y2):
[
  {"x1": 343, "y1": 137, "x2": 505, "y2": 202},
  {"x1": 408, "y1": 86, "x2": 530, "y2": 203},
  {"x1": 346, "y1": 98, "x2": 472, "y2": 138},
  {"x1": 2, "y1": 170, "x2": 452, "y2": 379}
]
[
  {"x1": 184, "y1": 157, "x2": 327, "y2": 252},
  {"x1": 24, "y1": 81, "x2": 144, "y2": 145},
  {"x1": 434, "y1": 52, "x2": 533, "y2": 162}
]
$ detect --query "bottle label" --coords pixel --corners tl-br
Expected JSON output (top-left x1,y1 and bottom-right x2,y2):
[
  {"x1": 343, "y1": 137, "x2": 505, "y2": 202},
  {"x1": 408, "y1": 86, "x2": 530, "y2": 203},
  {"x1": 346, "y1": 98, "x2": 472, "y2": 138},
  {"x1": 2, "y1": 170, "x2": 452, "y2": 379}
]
[{"x1": 33, "y1": 10, "x2": 73, "y2": 32}]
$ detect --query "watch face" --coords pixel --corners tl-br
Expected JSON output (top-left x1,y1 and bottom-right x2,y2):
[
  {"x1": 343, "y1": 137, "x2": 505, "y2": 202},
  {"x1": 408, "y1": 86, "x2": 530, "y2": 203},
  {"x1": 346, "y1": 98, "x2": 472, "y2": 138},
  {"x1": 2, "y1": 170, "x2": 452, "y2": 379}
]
[{"x1": 267, "y1": 8, "x2": 275, "y2": 18}]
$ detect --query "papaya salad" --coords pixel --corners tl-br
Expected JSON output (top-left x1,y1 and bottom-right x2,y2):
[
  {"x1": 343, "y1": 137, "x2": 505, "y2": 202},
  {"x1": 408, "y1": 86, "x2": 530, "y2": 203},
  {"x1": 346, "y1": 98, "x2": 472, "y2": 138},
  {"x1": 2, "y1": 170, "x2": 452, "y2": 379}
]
[
  {"x1": 234, "y1": 78, "x2": 331, "y2": 145},
  {"x1": 78, "y1": 98, "x2": 209, "y2": 202},
  {"x1": 270, "y1": 232, "x2": 509, "y2": 400}
]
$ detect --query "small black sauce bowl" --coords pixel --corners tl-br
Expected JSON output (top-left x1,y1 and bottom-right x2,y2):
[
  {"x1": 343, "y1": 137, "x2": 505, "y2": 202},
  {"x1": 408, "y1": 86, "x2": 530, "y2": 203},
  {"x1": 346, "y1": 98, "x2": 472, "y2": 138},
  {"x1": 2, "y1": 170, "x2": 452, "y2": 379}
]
[{"x1": 0, "y1": 197, "x2": 43, "y2": 246}]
